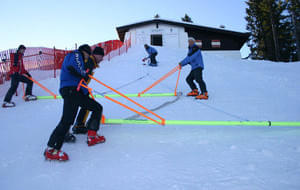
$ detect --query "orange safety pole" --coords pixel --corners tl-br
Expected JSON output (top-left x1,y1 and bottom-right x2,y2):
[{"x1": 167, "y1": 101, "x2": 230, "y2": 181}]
[
  {"x1": 23, "y1": 53, "x2": 42, "y2": 58},
  {"x1": 27, "y1": 76, "x2": 57, "y2": 99},
  {"x1": 174, "y1": 66, "x2": 182, "y2": 96},
  {"x1": 89, "y1": 75, "x2": 165, "y2": 125},
  {"x1": 22, "y1": 83, "x2": 25, "y2": 99},
  {"x1": 138, "y1": 66, "x2": 179, "y2": 96},
  {"x1": 101, "y1": 115, "x2": 106, "y2": 124},
  {"x1": 104, "y1": 95, "x2": 162, "y2": 125},
  {"x1": 53, "y1": 46, "x2": 56, "y2": 78},
  {"x1": 41, "y1": 52, "x2": 55, "y2": 56},
  {"x1": 79, "y1": 80, "x2": 162, "y2": 125},
  {"x1": 78, "y1": 82, "x2": 107, "y2": 125},
  {"x1": 77, "y1": 79, "x2": 84, "y2": 91},
  {"x1": 80, "y1": 83, "x2": 95, "y2": 100}
]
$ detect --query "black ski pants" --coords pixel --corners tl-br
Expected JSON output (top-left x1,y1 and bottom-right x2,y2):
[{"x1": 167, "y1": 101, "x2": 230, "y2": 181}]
[
  {"x1": 47, "y1": 87, "x2": 103, "y2": 150},
  {"x1": 150, "y1": 52, "x2": 158, "y2": 64},
  {"x1": 4, "y1": 73, "x2": 33, "y2": 102},
  {"x1": 186, "y1": 67, "x2": 207, "y2": 94}
]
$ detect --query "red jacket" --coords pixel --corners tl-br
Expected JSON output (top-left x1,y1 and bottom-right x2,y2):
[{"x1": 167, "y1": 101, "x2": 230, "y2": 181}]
[{"x1": 8, "y1": 53, "x2": 27, "y2": 75}]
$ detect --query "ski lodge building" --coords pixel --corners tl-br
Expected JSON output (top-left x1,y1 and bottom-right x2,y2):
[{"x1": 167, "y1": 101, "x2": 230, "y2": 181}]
[{"x1": 116, "y1": 19, "x2": 250, "y2": 50}]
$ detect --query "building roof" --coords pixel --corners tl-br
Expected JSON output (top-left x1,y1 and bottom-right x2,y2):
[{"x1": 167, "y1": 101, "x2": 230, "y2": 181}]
[{"x1": 116, "y1": 18, "x2": 250, "y2": 42}]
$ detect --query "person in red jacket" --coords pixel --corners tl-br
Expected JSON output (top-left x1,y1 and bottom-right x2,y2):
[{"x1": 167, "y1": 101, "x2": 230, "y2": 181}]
[{"x1": 2, "y1": 45, "x2": 37, "y2": 108}]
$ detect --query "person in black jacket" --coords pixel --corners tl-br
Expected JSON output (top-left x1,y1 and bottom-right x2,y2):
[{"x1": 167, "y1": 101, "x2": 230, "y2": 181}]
[
  {"x1": 73, "y1": 47, "x2": 104, "y2": 133},
  {"x1": 44, "y1": 45, "x2": 105, "y2": 161},
  {"x1": 64, "y1": 47, "x2": 105, "y2": 142}
]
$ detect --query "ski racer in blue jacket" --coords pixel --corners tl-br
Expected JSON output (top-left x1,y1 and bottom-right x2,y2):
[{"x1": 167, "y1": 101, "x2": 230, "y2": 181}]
[{"x1": 45, "y1": 44, "x2": 105, "y2": 161}]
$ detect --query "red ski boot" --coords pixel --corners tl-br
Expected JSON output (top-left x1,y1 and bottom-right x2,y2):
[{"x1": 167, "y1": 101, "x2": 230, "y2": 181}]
[
  {"x1": 44, "y1": 148, "x2": 69, "y2": 161},
  {"x1": 87, "y1": 130, "x2": 106, "y2": 146},
  {"x1": 187, "y1": 89, "x2": 199, "y2": 96},
  {"x1": 196, "y1": 92, "x2": 209, "y2": 100}
]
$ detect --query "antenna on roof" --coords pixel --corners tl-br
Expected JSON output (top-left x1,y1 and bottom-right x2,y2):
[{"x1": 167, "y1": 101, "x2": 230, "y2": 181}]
[
  {"x1": 154, "y1": 14, "x2": 160, "y2": 19},
  {"x1": 219, "y1": 25, "x2": 226, "y2": 29}
]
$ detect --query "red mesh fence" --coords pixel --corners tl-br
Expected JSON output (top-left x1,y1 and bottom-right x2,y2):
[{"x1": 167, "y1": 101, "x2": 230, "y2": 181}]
[{"x1": 0, "y1": 38, "x2": 131, "y2": 96}]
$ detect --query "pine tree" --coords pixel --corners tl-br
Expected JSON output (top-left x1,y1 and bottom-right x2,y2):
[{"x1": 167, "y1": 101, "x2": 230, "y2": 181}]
[
  {"x1": 286, "y1": 0, "x2": 300, "y2": 61},
  {"x1": 181, "y1": 14, "x2": 193, "y2": 23},
  {"x1": 245, "y1": 0, "x2": 266, "y2": 60},
  {"x1": 245, "y1": 0, "x2": 295, "y2": 62}
]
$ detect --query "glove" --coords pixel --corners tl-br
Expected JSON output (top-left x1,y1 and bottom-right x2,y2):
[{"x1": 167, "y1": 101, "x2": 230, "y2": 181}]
[{"x1": 178, "y1": 62, "x2": 182, "y2": 69}]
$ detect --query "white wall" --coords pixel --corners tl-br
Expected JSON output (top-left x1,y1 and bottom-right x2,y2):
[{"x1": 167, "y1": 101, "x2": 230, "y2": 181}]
[{"x1": 124, "y1": 23, "x2": 188, "y2": 49}]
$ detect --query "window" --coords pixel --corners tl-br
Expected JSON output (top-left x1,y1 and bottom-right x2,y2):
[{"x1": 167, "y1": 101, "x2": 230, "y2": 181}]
[
  {"x1": 151, "y1": 35, "x2": 163, "y2": 46},
  {"x1": 196, "y1": 40, "x2": 202, "y2": 48},
  {"x1": 211, "y1": 40, "x2": 221, "y2": 48}
]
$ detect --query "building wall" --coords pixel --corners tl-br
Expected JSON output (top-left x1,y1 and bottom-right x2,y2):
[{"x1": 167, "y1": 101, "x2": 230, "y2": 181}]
[
  {"x1": 185, "y1": 28, "x2": 243, "y2": 50},
  {"x1": 124, "y1": 23, "x2": 188, "y2": 48},
  {"x1": 122, "y1": 23, "x2": 247, "y2": 50}
]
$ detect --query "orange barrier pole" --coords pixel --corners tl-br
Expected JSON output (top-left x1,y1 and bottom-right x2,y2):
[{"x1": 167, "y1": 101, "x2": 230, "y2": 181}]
[
  {"x1": 80, "y1": 83, "x2": 95, "y2": 100},
  {"x1": 101, "y1": 115, "x2": 106, "y2": 124},
  {"x1": 27, "y1": 76, "x2": 57, "y2": 99},
  {"x1": 42, "y1": 52, "x2": 55, "y2": 56},
  {"x1": 23, "y1": 53, "x2": 42, "y2": 58},
  {"x1": 77, "y1": 82, "x2": 107, "y2": 125},
  {"x1": 22, "y1": 83, "x2": 25, "y2": 99},
  {"x1": 77, "y1": 79, "x2": 84, "y2": 92},
  {"x1": 104, "y1": 95, "x2": 162, "y2": 125},
  {"x1": 174, "y1": 66, "x2": 181, "y2": 96},
  {"x1": 89, "y1": 75, "x2": 165, "y2": 125},
  {"x1": 79, "y1": 80, "x2": 162, "y2": 125},
  {"x1": 138, "y1": 66, "x2": 179, "y2": 96}
]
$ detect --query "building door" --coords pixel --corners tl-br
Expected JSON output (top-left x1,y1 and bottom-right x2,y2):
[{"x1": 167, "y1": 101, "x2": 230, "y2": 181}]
[{"x1": 151, "y1": 35, "x2": 163, "y2": 46}]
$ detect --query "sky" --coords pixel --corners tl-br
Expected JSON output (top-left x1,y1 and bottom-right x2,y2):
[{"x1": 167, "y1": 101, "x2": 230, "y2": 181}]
[{"x1": 0, "y1": 0, "x2": 249, "y2": 51}]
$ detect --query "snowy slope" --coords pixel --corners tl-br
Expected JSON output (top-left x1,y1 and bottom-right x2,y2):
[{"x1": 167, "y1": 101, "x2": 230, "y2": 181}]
[{"x1": 1, "y1": 45, "x2": 300, "y2": 190}]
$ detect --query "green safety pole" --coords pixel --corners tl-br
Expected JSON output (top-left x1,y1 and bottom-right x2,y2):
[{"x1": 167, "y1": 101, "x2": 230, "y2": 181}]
[
  {"x1": 37, "y1": 95, "x2": 62, "y2": 99},
  {"x1": 37, "y1": 93, "x2": 176, "y2": 100},
  {"x1": 103, "y1": 119, "x2": 300, "y2": 127}
]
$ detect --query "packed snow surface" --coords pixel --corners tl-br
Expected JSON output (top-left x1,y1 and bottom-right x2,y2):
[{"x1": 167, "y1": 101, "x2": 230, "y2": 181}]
[{"x1": 1, "y1": 45, "x2": 300, "y2": 190}]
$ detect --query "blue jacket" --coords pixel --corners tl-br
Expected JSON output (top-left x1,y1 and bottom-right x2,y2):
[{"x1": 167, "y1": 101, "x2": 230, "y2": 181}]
[
  {"x1": 146, "y1": 46, "x2": 157, "y2": 58},
  {"x1": 180, "y1": 44, "x2": 204, "y2": 70},
  {"x1": 60, "y1": 50, "x2": 88, "y2": 94}
]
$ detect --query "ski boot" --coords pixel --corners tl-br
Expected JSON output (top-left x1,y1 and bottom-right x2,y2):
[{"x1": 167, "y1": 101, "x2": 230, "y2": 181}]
[
  {"x1": 24, "y1": 95, "x2": 37, "y2": 101},
  {"x1": 2, "y1": 101, "x2": 16, "y2": 108},
  {"x1": 196, "y1": 92, "x2": 209, "y2": 100},
  {"x1": 44, "y1": 147, "x2": 69, "y2": 161},
  {"x1": 64, "y1": 132, "x2": 76, "y2": 143},
  {"x1": 149, "y1": 63, "x2": 158, "y2": 67},
  {"x1": 87, "y1": 130, "x2": 106, "y2": 146},
  {"x1": 187, "y1": 89, "x2": 199, "y2": 96}
]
